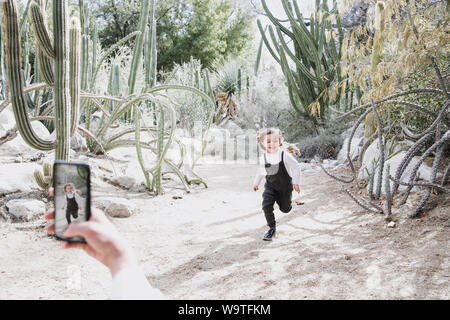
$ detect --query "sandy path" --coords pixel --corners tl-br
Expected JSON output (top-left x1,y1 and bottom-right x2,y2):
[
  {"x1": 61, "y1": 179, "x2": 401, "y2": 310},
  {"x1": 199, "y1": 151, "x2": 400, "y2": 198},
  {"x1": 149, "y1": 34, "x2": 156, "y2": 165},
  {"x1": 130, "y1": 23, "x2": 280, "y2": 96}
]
[{"x1": 0, "y1": 163, "x2": 449, "y2": 299}]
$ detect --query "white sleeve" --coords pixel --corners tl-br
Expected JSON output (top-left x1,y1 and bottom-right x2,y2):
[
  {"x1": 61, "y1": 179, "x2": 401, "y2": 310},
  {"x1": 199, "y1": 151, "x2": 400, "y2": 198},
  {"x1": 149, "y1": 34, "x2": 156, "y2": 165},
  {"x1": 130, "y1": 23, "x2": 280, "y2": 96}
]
[
  {"x1": 253, "y1": 156, "x2": 266, "y2": 187},
  {"x1": 74, "y1": 193, "x2": 85, "y2": 209},
  {"x1": 111, "y1": 265, "x2": 166, "y2": 300},
  {"x1": 283, "y1": 152, "x2": 302, "y2": 185}
]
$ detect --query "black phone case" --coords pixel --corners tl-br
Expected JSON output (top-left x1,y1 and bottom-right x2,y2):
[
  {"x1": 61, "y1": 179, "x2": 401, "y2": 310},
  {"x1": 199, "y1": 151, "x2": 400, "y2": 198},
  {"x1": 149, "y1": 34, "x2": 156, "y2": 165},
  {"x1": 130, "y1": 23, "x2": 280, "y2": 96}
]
[{"x1": 53, "y1": 160, "x2": 91, "y2": 243}]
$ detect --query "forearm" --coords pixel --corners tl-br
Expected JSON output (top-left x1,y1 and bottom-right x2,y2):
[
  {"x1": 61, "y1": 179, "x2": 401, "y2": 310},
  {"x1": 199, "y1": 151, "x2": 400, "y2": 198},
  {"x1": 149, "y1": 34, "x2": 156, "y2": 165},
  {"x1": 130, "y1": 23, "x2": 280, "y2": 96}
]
[
  {"x1": 253, "y1": 173, "x2": 264, "y2": 187},
  {"x1": 111, "y1": 265, "x2": 165, "y2": 300}
]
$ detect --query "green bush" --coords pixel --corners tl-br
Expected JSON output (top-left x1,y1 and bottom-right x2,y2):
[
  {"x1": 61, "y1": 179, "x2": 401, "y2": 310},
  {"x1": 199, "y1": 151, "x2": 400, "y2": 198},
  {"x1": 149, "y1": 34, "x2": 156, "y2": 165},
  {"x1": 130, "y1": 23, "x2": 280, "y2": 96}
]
[{"x1": 294, "y1": 133, "x2": 343, "y2": 161}]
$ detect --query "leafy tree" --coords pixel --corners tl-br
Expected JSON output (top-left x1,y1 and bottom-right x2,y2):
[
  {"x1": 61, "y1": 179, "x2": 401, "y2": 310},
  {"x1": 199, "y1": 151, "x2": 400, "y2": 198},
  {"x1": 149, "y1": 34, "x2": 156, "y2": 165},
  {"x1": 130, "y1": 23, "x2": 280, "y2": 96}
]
[{"x1": 92, "y1": 0, "x2": 253, "y2": 71}]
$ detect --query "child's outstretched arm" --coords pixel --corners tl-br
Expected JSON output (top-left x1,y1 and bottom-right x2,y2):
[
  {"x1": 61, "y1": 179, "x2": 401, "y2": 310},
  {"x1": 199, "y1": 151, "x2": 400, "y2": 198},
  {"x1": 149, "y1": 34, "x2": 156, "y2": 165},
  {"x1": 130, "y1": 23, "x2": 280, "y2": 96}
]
[
  {"x1": 252, "y1": 155, "x2": 265, "y2": 191},
  {"x1": 283, "y1": 152, "x2": 302, "y2": 193}
]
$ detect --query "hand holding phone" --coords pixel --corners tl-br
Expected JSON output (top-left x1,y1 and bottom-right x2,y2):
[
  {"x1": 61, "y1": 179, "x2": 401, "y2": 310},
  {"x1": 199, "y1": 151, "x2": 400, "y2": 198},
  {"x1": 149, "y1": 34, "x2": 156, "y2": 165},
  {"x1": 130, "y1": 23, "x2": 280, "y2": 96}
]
[{"x1": 45, "y1": 197, "x2": 136, "y2": 277}]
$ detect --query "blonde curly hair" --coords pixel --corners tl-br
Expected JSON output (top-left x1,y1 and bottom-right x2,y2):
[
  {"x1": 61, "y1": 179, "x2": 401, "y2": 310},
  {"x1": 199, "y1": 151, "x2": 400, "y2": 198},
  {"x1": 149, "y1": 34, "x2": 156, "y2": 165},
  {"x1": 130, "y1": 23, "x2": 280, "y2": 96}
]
[{"x1": 257, "y1": 127, "x2": 301, "y2": 156}]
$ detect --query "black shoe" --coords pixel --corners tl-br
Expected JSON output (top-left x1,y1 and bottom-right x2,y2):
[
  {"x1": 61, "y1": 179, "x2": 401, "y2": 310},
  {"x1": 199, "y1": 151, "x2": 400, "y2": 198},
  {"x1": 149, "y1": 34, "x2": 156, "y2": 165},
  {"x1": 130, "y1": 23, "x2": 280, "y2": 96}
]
[{"x1": 263, "y1": 228, "x2": 276, "y2": 241}]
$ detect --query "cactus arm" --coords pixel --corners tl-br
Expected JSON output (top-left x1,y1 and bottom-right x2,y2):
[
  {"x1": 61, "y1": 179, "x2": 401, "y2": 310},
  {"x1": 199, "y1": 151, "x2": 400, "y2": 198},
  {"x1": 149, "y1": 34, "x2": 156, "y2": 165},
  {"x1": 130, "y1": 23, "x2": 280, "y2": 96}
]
[
  {"x1": 134, "y1": 107, "x2": 152, "y2": 189},
  {"x1": 53, "y1": 0, "x2": 71, "y2": 160},
  {"x1": 412, "y1": 145, "x2": 445, "y2": 217},
  {"x1": 400, "y1": 131, "x2": 450, "y2": 205},
  {"x1": 128, "y1": 0, "x2": 151, "y2": 94},
  {"x1": 254, "y1": 26, "x2": 266, "y2": 76},
  {"x1": 442, "y1": 163, "x2": 450, "y2": 187},
  {"x1": 34, "y1": 169, "x2": 48, "y2": 189},
  {"x1": 90, "y1": 31, "x2": 140, "y2": 92},
  {"x1": 275, "y1": 26, "x2": 317, "y2": 82},
  {"x1": 261, "y1": 0, "x2": 294, "y2": 38},
  {"x1": 29, "y1": 0, "x2": 55, "y2": 59},
  {"x1": 336, "y1": 89, "x2": 448, "y2": 119},
  {"x1": 257, "y1": 19, "x2": 280, "y2": 64},
  {"x1": 384, "y1": 164, "x2": 392, "y2": 216},
  {"x1": 153, "y1": 107, "x2": 164, "y2": 194},
  {"x1": 33, "y1": 0, "x2": 54, "y2": 86},
  {"x1": 19, "y1": 0, "x2": 32, "y2": 34},
  {"x1": 90, "y1": 23, "x2": 98, "y2": 82},
  {"x1": 81, "y1": 35, "x2": 89, "y2": 90},
  {"x1": 2, "y1": 0, "x2": 55, "y2": 151},
  {"x1": 372, "y1": 101, "x2": 385, "y2": 200},
  {"x1": 69, "y1": 17, "x2": 81, "y2": 137}
]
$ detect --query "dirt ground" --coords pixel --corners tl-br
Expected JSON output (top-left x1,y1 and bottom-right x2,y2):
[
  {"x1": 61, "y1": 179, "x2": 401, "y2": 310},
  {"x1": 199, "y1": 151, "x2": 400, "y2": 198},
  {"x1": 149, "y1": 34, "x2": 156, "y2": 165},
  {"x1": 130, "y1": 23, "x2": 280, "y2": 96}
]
[{"x1": 0, "y1": 163, "x2": 449, "y2": 299}]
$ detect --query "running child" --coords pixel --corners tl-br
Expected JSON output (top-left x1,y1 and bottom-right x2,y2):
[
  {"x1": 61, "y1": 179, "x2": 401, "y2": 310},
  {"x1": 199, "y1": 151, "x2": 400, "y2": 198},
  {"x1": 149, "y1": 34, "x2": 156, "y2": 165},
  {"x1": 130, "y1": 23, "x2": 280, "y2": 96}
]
[{"x1": 253, "y1": 128, "x2": 302, "y2": 241}]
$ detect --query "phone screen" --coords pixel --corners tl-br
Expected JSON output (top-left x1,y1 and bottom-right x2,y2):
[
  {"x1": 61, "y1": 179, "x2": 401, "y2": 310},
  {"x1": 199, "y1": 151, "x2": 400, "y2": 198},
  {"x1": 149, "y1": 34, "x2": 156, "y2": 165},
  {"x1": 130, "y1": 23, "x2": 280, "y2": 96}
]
[{"x1": 53, "y1": 161, "x2": 91, "y2": 243}]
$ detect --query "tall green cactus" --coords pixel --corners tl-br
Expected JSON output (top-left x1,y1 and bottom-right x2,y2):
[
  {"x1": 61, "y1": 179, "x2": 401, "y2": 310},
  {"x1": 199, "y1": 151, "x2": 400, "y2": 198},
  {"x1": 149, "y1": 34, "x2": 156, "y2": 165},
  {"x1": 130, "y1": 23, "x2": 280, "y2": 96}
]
[
  {"x1": 70, "y1": 17, "x2": 81, "y2": 138},
  {"x1": 3, "y1": 0, "x2": 82, "y2": 160},
  {"x1": 2, "y1": 0, "x2": 55, "y2": 151},
  {"x1": 53, "y1": 0, "x2": 71, "y2": 160},
  {"x1": 258, "y1": 0, "x2": 343, "y2": 123}
]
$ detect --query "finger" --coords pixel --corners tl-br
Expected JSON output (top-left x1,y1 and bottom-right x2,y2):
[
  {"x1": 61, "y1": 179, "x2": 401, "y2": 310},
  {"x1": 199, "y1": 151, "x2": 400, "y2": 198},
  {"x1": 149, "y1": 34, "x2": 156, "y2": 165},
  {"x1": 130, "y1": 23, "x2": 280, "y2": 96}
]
[
  {"x1": 63, "y1": 242, "x2": 88, "y2": 250},
  {"x1": 90, "y1": 207, "x2": 109, "y2": 223},
  {"x1": 49, "y1": 187, "x2": 54, "y2": 196},
  {"x1": 44, "y1": 209, "x2": 54, "y2": 220},
  {"x1": 63, "y1": 222, "x2": 93, "y2": 239},
  {"x1": 45, "y1": 224, "x2": 54, "y2": 234}
]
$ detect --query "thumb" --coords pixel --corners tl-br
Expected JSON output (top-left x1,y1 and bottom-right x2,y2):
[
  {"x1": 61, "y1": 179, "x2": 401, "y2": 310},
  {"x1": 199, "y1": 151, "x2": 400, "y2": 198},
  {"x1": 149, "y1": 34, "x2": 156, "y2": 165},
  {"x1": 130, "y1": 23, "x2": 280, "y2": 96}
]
[{"x1": 63, "y1": 221, "x2": 93, "y2": 239}]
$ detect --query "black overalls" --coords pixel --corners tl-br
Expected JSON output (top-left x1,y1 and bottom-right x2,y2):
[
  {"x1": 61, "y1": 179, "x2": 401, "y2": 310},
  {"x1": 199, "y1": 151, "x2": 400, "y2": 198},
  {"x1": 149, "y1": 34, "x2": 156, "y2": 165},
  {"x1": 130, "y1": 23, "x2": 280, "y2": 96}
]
[
  {"x1": 66, "y1": 195, "x2": 79, "y2": 224},
  {"x1": 262, "y1": 151, "x2": 293, "y2": 229}
]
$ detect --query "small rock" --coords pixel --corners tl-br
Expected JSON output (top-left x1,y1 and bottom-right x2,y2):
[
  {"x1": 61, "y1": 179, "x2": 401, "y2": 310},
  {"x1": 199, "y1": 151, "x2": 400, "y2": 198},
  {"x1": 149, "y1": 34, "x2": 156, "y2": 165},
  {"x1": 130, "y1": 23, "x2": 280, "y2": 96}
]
[
  {"x1": 172, "y1": 191, "x2": 184, "y2": 199},
  {"x1": 111, "y1": 176, "x2": 138, "y2": 190},
  {"x1": 5, "y1": 199, "x2": 46, "y2": 221},
  {"x1": 98, "y1": 198, "x2": 137, "y2": 218},
  {"x1": 14, "y1": 156, "x2": 23, "y2": 163},
  {"x1": 387, "y1": 221, "x2": 396, "y2": 228}
]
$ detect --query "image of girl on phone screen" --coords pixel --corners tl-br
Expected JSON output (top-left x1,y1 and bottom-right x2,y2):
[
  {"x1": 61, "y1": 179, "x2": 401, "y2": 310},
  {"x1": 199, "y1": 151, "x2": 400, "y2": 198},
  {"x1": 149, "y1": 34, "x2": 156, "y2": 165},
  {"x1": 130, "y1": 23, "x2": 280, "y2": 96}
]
[{"x1": 61, "y1": 183, "x2": 85, "y2": 224}]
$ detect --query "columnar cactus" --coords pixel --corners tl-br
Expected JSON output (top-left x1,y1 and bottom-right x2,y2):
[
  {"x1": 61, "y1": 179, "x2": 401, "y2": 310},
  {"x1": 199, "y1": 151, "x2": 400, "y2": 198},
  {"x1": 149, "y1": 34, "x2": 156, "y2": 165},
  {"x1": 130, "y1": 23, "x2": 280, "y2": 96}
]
[
  {"x1": 70, "y1": 17, "x2": 81, "y2": 138},
  {"x1": 258, "y1": 0, "x2": 343, "y2": 121},
  {"x1": 2, "y1": 0, "x2": 55, "y2": 151}
]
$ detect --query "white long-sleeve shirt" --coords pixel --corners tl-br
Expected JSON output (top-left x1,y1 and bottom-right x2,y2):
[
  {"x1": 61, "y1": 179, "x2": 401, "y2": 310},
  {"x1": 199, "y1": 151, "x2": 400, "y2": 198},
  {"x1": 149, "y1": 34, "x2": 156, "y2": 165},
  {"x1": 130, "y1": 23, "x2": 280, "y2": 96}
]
[
  {"x1": 62, "y1": 191, "x2": 85, "y2": 212},
  {"x1": 111, "y1": 265, "x2": 166, "y2": 300},
  {"x1": 253, "y1": 149, "x2": 302, "y2": 187}
]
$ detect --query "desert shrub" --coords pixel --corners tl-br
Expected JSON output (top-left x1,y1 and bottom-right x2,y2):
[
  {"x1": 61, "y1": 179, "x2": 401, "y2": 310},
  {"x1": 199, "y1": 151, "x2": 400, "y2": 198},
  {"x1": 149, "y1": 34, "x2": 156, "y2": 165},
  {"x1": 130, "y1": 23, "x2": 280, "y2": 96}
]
[
  {"x1": 233, "y1": 65, "x2": 293, "y2": 130},
  {"x1": 164, "y1": 59, "x2": 212, "y2": 132},
  {"x1": 295, "y1": 133, "x2": 343, "y2": 161}
]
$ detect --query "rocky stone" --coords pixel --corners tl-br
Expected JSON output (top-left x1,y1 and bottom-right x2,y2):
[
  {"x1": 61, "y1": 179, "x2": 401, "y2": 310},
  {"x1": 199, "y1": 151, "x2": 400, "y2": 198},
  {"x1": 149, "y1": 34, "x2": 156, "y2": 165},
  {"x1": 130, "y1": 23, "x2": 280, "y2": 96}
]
[
  {"x1": 96, "y1": 197, "x2": 137, "y2": 218},
  {"x1": 172, "y1": 191, "x2": 184, "y2": 199},
  {"x1": 0, "y1": 105, "x2": 15, "y2": 134},
  {"x1": 5, "y1": 199, "x2": 46, "y2": 221},
  {"x1": 336, "y1": 136, "x2": 364, "y2": 164},
  {"x1": 340, "y1": 0, "x2": 372, "y2": 29},
  {"x1": 359, "y1": 141, "x2": 433, "y2": 195},
  {"x1": 387, "y1": 221, "x2": 396, "y2": 228},
  {"x1": 110, "y1": 176, "x2": 138, "y2": 190},
  {"x1": 0, "y1": 163, "x2": 40, "y2": 195},
  {"x1": 50, "y1": 131, "x2": 87, "y2": 152},
  {"x1": 0, "y1": 121, "x2": 51, "y2": 156},
  {"x1": 71, "y1": 132, "x2": 88, "y2": 152}
]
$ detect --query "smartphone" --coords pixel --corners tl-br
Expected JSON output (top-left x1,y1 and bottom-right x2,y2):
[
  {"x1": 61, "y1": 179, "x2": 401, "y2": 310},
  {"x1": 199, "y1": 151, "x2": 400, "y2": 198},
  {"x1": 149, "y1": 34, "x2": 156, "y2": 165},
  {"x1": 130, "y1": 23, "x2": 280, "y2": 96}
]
[{"x1": 53, "y1": 161, "x2": 91, "y2": 243}]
